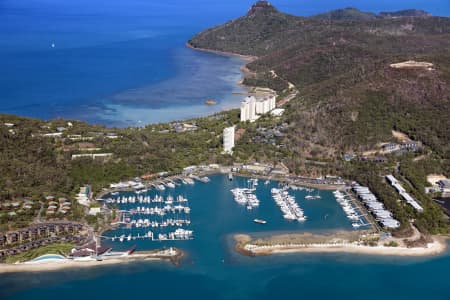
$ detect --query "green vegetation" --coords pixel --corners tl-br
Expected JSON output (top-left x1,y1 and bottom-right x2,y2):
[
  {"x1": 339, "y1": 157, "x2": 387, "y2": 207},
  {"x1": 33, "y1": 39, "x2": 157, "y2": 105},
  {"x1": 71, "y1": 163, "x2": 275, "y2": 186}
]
[
  {"x1": 0, "y1": 111, "x2": 232, "y2": 195},
  {"x1": 1, "y1": 105, "x2": 289, "y2": 232},
  {"x1": 340, "y1": 160, "x2": 450, "y2": 235},
  {"x1": 243, "y1": 72, "x2": 289, "y2": 92},
  {"x1": 4, "y1": 243, "x2": 74, "y2": 263},
  {"x1": 384, "y1": 241, "x2": 399, "y2": 247},
  {"x1": 189, "y1": 3, "x2": 450, "y2": 157},
  {"x1": 188, "y1": 2, "x2": 450, "y2": 234}
]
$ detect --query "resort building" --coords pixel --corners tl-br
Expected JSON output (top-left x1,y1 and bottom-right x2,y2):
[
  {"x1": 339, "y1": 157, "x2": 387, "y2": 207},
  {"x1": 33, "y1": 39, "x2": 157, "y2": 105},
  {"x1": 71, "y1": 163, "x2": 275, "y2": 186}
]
[
  {"x1": 270, "y1": 163, "x2": 290, "y2": 177},
  {"x1": 352, "y1": 184, "x2": 400, "y2": 229},
  {"x1": 173, "y1": 123, "x2": 198, "y2": 133},
  {"x1": 400, "y1": 141, "x2": 420, "y2": 152},
  {"x1": 88, "y1": 207, "x2": 102, "y2": 216},
  {"x1": 42, "y1": 132, "x2": 63, "y2": 138},
  {"x1": 240, "y1": 96, "x2": 257, "y2": 122},
  {"x1": 438, "y1": 180, "x2": 450, "y2": 194},
  {"x1": 386, "y1": 175, "x2": 424, "y2": 212},
  {"x1": 71, "y1": 153, "x2": 113, "y2": 160},
  {"x1": 244, "y1": 164, "x2": 270, "y2": 174},
  {"x1": 240, "y1": 95, "x2": 277, "y2": 122},
  {"x1": 76, "y1": 185, "x2": 92, "y2": 206},
  {"x1": 382, "y1": 143, "x2": 399, "y2": 153},
  {"x1": 255, "y1": 95, "x2": 276, "y2": 115},
  {"x1": 271, "y1": 108, "x2": 285, "y2": 117},
  {"x1": 106, "y1": 132, "x2": 120, "y2": 139},
  {"x1": 0, "y1": 222, "x2": 84, "y2": 249},
  {"x1": 223, "y1": 126, "x2": 235, "y2": 154}
]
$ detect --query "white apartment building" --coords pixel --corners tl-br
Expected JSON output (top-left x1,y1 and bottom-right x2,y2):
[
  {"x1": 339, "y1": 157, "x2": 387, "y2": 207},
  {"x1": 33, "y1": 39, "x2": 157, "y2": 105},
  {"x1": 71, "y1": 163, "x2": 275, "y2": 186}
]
[
  {"x1": 240, "y1": 96, "x2": 257, "y2": 122},
  {"x1": 223, "y1": 126, "x2": 235, "y2": 154},
  {"x1": 240, "y1": 95, "x2": 276, "y2": 122},
  {"x1": 255, "y1": 96, "x2": 276, "y2": 115}
]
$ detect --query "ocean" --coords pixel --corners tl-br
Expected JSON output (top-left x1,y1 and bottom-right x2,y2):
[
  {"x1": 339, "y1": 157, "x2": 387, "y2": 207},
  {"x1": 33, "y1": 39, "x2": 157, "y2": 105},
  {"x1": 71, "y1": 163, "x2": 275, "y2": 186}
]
[
  {"x1": 1, "y1": 0, "x2": 449, "y2": 126},
  {"x1": 1, "y1": 174, "x2": 450, "y2": 299}
]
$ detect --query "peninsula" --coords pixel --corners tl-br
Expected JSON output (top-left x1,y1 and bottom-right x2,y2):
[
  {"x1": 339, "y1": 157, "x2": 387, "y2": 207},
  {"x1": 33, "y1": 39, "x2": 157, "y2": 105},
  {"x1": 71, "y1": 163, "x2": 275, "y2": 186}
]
[
  {"x1": 234, "y1": 231, "x2": 447, "y2": 257},
  {"x1": 0, "y1": 248, "x2": 183, "y2": 273}
]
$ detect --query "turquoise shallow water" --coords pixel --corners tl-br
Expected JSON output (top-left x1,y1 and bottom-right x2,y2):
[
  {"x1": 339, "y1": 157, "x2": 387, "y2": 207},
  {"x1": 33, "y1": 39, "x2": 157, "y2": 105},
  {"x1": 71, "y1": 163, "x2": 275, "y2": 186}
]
[{"x1": 2, "y1": 174, "x2": 450, "y2": 300}]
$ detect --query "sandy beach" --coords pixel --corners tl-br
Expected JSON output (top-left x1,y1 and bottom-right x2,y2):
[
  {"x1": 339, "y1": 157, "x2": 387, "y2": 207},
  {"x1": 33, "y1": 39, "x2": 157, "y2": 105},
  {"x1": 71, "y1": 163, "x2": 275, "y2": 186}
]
[
  {"x1": 186, "y1": 43, "x2": 257, "y2": 62},
  {"x1": 235, "y1": 233, "x2": 448, "y2": 257},
  {"x1": 0, "y1": 250, "x2": 183, "y2": 274}
]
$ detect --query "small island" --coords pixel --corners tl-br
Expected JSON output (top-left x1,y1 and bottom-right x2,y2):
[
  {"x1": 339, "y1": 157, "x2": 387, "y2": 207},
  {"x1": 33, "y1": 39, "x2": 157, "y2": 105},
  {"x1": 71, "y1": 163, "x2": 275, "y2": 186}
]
[{"x1": 204, "y1": 99, "x2": 217, "y2": 105}]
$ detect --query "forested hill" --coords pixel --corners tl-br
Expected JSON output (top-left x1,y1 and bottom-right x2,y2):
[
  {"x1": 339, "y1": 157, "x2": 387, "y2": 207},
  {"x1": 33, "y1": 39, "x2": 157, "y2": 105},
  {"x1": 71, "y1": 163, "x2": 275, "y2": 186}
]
[
  {"x1": 188, "y1": 1, "x2": 450, "y2": 159},
  {"x1": 313, "y1": 8, "x2": 432, "y2": 21}
]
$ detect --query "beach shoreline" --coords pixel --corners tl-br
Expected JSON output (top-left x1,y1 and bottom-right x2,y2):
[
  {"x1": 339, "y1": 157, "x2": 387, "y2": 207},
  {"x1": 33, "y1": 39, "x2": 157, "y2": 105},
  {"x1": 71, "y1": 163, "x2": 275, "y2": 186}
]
[
  {"x1": 186, "y1": 43, "x2": 260, "y2": 90},
  {"x1": 185, "y1": 43, "x2": 257, "y2": 62},
  {"x1": 234, "y1": 233, "x2": 448, "y2": 257},
  {"x1": 0, "y1": 249, "x2": 183, "y2": 274}
]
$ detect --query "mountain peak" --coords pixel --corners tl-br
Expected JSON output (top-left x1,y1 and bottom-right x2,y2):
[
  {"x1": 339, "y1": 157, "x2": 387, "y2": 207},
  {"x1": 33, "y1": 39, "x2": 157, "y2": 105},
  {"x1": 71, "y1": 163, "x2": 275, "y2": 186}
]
[{"x1": 247, "y1": 1, "x2": 278, "y2": 16}]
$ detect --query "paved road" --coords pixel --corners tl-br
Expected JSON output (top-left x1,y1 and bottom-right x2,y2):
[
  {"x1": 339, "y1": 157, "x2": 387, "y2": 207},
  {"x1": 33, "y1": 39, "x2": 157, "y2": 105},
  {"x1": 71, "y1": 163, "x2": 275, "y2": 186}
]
[{"x1": 34, "y1": 202, "x2": 45, "y2": 223}]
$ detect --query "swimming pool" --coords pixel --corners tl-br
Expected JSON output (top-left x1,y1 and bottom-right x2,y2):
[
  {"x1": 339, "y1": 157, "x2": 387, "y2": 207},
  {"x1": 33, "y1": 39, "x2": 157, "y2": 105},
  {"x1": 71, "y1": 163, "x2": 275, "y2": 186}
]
[{"x1": 29, "y1": 254, "x2": 67, "y2": 263}]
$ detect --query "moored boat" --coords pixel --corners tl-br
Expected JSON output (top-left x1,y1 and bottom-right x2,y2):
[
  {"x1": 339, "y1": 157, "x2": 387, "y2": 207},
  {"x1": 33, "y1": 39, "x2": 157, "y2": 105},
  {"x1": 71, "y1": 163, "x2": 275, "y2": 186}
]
[{"x1": 253, "y1": 218, "x2": 267, "y2": 224}]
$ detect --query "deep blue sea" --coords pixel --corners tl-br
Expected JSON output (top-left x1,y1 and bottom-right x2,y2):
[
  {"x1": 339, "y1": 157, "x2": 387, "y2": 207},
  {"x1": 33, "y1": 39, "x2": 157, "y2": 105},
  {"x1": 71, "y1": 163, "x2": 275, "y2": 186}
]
[
  {"x1": 2, "y1": 174, "x2": 450, "y2": 300},
  {"x1": 1, "y1": 0, "x2": 449, "y2": 126}
]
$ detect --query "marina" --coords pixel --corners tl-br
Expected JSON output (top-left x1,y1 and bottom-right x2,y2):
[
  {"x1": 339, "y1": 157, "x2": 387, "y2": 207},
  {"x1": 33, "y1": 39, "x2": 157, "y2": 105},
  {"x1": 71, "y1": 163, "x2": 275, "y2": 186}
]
[
  {"x1": 2, "y1": 174, "x2": 447, "y2": 300},
  {"x1": 103, "y1": 192, "x2": 193, "y2": 242},
  {"x1": 305, "y1": 189, "x2": 322, "y2": 200},
  {"x1": 230, "y1": 178, "x2": 260, "y2": 209},
  {"x1": 231, "y1": 188, "x2": 260, "y2": 209},
  {"x1": 100, "y1": 177, "x2": 203, "y2": 242},
  {"x1": 271, "y1": 187, "x2": 307, "y2": 222},
  {"x1": 106, "y1": 228, "x2": 193, "y2": 243},
  {"x1": 333, "y1": 190, "x2": 369, "y2": 229},
  {"x1": 99, "y1": 174, "x2": 366, "y2": 253},
  {"x1": 106, "y1": 175, "x2": 209, "y2": 196}
]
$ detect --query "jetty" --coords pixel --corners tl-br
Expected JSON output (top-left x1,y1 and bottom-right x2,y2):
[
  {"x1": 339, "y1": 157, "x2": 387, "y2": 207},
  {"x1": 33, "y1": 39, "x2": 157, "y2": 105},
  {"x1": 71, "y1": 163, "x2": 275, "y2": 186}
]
[
  {"x1": 104, "y1": 192, "x2": 194, "y2": 242},
  {"x1": 271, "y1": 187, "x2": 306, "y2": 222}
]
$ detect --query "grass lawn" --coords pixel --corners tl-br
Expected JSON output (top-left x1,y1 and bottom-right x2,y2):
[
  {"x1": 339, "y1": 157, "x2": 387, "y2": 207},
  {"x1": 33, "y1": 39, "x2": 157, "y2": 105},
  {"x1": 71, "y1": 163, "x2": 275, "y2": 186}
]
[{"x1": 4, "y1": 243, "x2": 75, "y2": 264}]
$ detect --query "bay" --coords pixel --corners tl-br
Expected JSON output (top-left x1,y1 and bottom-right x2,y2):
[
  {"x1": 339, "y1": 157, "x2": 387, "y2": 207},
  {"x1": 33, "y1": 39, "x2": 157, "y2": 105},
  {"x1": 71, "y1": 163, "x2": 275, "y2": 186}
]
[{"x1": 1, "y1": 174, "x2": 449, "y2": 300}]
